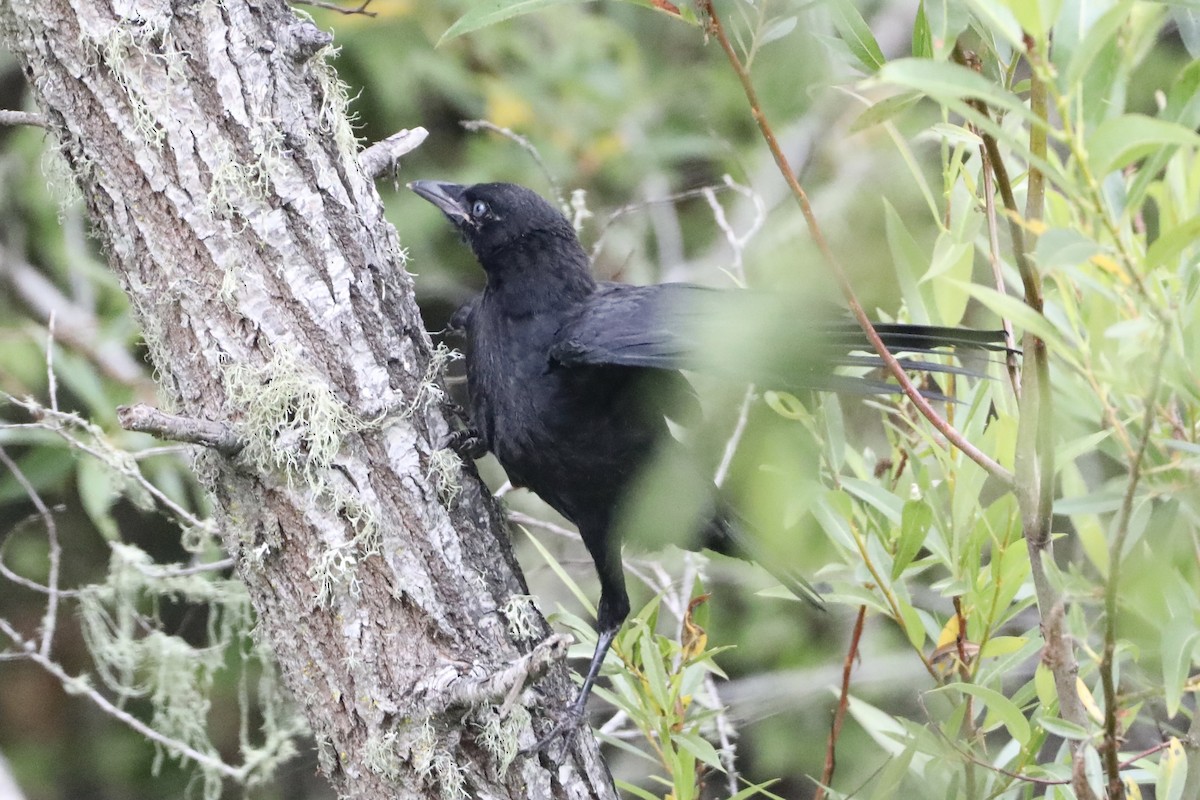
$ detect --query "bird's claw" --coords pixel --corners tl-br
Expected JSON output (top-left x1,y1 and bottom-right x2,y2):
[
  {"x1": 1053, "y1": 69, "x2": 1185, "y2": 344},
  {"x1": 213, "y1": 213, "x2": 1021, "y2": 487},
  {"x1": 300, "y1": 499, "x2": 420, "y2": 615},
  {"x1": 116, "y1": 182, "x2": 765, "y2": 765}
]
[
  {"x1": 521, "y1": 705, "x2": 586, "y2": 759},
  {"x1": 441, "y1": 428, "x2": 487, "y2": 460}
]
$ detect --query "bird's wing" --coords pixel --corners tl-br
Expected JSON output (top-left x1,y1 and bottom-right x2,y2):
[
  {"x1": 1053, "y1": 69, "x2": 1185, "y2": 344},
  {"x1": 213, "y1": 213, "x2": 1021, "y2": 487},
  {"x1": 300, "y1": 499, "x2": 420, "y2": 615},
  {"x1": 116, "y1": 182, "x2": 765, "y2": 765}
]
[
  {"x1": 549, "y1": 283, "x2": 1011, "y2": 394},
  {"x1": 549, "y1": 283, "x2": 715, "y2": 370}
]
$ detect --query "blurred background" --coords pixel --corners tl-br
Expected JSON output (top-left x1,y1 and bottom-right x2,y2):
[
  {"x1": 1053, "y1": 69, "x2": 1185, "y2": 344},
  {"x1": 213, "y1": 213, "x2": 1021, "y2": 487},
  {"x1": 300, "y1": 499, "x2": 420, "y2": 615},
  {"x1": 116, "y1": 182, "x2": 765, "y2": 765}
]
[{"x1": 0, "y1": 0, "x2": 1193, "y2": 798}]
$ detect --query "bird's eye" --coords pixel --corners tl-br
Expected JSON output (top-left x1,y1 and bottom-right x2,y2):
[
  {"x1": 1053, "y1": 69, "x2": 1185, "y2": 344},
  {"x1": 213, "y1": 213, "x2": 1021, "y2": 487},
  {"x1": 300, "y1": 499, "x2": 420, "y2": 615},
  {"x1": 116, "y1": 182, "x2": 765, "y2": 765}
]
[{"x1": 471, "y1": 200, "x2": 489, "y2": 218}]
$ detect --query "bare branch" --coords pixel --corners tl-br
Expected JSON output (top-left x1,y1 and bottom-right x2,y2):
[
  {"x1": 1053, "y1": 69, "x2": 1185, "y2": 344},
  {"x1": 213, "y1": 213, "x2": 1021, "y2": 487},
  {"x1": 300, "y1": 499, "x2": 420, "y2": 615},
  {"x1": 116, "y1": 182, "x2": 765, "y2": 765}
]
[
  {"x1": 116, "y1": 403, "x2": 244, "y2": 456},
  {"x1": 0, "y1": 109, "x2": 46, "y2": 127},
  {"x1": 289, "y1": 0, "x2": 377, "y2": 16},
  {"x1": 359, "y1": 126, "x2": 428, "y2": 180}
]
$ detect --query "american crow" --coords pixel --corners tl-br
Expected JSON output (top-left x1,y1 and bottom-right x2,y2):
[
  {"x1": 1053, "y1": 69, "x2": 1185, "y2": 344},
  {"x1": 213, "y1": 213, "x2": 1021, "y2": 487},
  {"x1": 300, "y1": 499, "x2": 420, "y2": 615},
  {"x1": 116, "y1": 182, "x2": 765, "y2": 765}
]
[{"x1": 410, "y1": 179, "x2": 1006, "y2": 749}]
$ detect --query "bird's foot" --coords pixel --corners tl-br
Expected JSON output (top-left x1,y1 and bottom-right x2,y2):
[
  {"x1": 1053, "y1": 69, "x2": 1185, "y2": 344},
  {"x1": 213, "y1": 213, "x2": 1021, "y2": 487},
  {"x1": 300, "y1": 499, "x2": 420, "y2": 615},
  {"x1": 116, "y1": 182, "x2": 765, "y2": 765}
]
[
  {"x1": 521, "y1": 704, "x2": 587, "y2": 759},
  {"x1": 440, "y1": 427, "x2": 487, "y2": 460}
]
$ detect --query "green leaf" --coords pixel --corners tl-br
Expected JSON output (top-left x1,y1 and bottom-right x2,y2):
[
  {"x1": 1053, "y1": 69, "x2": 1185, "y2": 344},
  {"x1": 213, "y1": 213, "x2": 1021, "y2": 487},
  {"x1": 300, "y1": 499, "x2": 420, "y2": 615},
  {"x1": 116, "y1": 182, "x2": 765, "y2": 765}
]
[
  {"x1": 1034, "y1": 228, "x2": 1100, "y2": 271},
  {"x1": 614, "y1": 780, "x2": 660, "y2": 800},
  {"x1": 1087, "y1": 114, "x2": 1200, "y2": 177},
  {"x1": 827, "y1": 0, "x2": 886, "y2": 72},
  {"x1": 1146, "y1": 215, "x2": 1200, "y2": 271},
  {"x1": 964, "y1": 0, "x2": 1025, "y2": 49},
  {"x1": 1037, "y1": 715, "x2": 1091, "y2": 740},
  {"x1": 728, "y1": 780, "x2": 783, "y2": 800},
  {"x1": 759, "y1": 15, "x2": 798, "y2": 46},
  {"x1": 842, "y1": 478, "x2": 904, "y2": 523},
  {"x1": 912, "y1": 1, "x2": 933, "y2": 59},
  {"x1": 921, "y1": 0, "x2": 970, "y2": 56},
  {"x1": 849, "y1": 92, "x2": 923, "y2": 133},
  {"x1": 897, "y1": 597, "x2": 927, "y2": 650},
  {"x1": 931, "y1": 682, "x2": 1031, "y2": 744},
  {"x1": 950, "y1": 280, "x2": 1079, "y2": 355},
  {"x1": 675, "y1": 731, "x2": 724, "y2": 771},
  {"x1": 876, "y1": 59, "x2": 1032, "y2": 122},
  {"x1": 439, "y1": 0, "x2": 597, "y2": 44},
  {"x1": 1161, "y1": 620, "x2": 1200, "y2": 718},
  {"x1": 520, "y1": 526, "x2": 596, "y2": 616},
  {"x1": 924, "y1": 233, "x2": 973, "y2": 324},
  {"x1": 883, "y1": 200, "x2": 932, "y2": 324},
  {"x1": 1064, "y1": 0, "x2": 1135, "y2": 89},
  {"x1": 78, "y1": 456, "x2": 120, "y2": 541},
  {"x1": 893, "y1": 499, "x2": 932, "y2": 579},
  {"x1": 1000, "y1": 0, "x2": 1063, "y2": 39},
  {"x1": 979, "y1": 636, "x2": 1028, "y2": 659},
  {"x1": 764, "y1": 390, "x2": 813, "y2": 423}
]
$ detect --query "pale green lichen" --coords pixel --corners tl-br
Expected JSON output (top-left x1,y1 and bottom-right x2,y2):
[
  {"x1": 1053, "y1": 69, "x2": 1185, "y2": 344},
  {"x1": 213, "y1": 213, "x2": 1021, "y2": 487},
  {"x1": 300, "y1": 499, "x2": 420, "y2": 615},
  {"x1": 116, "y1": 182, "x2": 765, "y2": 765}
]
[
  {"x1": 206, "y1": 139, "x2": 269, "y2": 221},
  {"x1": 400, "y1": 343, "x2": 462, "y2": 420},
  {"x1": 311, "y1": 45, "x2": 361, "y2": 158},
  {"x1": 76, "y1": 542, "x2": 304, "y2": 798},
  {"x1": 410, "y1": 718, "x2": 438, "y2": 780},
  {"x1": 363, "y1": 729, "x2": 402, "y2": 780},
  {"x1": 224, "y1": 349, "x2": 364, "y2": 486},
  {"x1": 327, "y1": 480, "x2": 381, "y2": 555},
  {"x1": 39, "y1": 141, "x2": 84, "y2": 215},
  {"x1": 474, "y1": 704, "x2": 528, "y2": 775},
  {"x1": 309, "y1": 541, "x2": 361, "y2": 607},
  {"x1": 426, "y1": 448, "x2": 463, "y2": 506},
  {"x1": 501, "y1": 594, "x2": 541, "y2": 642},
  {"x1": 433, "y1": 751, "x2": 469, "y2": 800}
]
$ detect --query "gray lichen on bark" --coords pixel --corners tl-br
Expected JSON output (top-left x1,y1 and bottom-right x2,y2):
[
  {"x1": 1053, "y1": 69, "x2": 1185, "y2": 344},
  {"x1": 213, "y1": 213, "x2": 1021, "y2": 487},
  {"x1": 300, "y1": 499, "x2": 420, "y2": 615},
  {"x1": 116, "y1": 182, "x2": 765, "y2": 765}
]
[{"x1": 0, "y1": 0, "x2": 618, "y2": 796}]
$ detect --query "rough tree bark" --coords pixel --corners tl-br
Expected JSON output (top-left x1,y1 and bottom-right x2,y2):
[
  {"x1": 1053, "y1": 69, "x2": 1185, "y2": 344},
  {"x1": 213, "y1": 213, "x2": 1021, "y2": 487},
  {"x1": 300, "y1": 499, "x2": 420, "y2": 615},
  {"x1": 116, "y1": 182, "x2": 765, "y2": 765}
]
[{"x1": 0, "y1": 1, "x2": 617, "y2": 797}]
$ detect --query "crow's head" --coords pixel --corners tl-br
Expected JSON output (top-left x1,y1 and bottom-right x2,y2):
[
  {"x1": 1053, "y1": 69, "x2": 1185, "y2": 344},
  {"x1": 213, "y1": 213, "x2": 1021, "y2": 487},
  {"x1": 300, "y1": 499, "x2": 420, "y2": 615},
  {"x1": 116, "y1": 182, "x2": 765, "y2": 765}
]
[{"x1": 409, "y1": 181, "x2": 578, "y2": 270}]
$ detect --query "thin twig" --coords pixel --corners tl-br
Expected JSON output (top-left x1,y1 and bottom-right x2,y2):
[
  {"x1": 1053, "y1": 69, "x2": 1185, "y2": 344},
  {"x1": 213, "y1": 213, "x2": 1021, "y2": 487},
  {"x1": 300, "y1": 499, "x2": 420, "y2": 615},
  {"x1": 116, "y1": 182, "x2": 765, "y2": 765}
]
[
  {"x1": 588, "y1": 182, "x2": 736, "y2": 262},
  {"x1": 714, "y1": 387, "x2": 755, "y2": 488},
  {"x1": 814, "y1": 605, "x2": 866, "y2": 800},
  {"x1": 0, "y1": 447, "x2": 62, "y2": 657},
  {"x1": 289, "y1": 0, "x2": 377, "y2": 16},
  {"x1": 4, "y1": 394, "x2": 209, "y2": 530},
  {"x1": 460, "y1": 120, "x2": 565, "y2": 212},
  {"x1": 699, "y1": 1, "x2": 1013, "y2": 489},
  {"x1": 0, "y1": 618, "x2": 245, "y2": 780},
  {"x1": 46, "y1": 313, "x2": 59, "y2": 414},
  {"x1": 1101, "y1": 326, "x2": 1167, "y2": 799},
  {"x1": 978, "y1": 147, "x2": 1021, "y2": 396}
]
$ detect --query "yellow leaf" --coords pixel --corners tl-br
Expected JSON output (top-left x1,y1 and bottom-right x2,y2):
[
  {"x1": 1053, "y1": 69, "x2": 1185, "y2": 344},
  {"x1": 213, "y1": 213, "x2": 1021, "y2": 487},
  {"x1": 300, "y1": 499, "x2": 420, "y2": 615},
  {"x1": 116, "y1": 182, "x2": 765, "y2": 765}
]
[
  {"x1": 681, "y1": 594, "x2": 710, "y2": 661},
  {"x1": 1076, "y1": 678, "x2": 1105, "y2": 725},
  {"x1": 1089, "y1": 253, "x2": 1130, "y2": 284}
]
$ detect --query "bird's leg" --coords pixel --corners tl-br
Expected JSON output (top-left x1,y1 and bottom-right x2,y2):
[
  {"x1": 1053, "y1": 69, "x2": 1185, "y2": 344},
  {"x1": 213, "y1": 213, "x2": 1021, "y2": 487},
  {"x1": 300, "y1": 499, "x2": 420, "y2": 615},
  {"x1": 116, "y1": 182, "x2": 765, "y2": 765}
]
[
  {"x1": 525, "y1": 550, "x2": 629, "y2": 757},
  {"x1": 524, "y1": 624, "x2": 620, "y2": 756}
]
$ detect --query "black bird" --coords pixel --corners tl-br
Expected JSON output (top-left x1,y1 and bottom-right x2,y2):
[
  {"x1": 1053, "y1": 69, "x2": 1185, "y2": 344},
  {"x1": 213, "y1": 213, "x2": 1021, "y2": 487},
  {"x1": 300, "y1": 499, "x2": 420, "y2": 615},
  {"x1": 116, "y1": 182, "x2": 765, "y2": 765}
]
[{"x1": 410, "y1": 180, "x2": 1007, "y2": 747}]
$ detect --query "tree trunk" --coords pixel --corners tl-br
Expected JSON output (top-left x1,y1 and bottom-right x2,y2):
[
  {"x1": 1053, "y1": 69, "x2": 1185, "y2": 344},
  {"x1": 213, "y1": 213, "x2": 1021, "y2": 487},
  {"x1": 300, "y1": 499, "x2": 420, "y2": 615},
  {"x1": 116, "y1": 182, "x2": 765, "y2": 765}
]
[{"x1": 0, "y1": 1, "x2": 617, "y2": 797}]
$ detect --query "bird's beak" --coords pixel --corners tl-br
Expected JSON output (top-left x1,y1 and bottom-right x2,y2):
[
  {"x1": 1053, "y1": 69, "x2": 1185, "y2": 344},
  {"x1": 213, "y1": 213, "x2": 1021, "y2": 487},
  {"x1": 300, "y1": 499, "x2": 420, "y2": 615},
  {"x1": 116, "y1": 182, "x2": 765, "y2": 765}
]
[{"x1": 408, "y1": 180, "x2": 471, "y2": 226}]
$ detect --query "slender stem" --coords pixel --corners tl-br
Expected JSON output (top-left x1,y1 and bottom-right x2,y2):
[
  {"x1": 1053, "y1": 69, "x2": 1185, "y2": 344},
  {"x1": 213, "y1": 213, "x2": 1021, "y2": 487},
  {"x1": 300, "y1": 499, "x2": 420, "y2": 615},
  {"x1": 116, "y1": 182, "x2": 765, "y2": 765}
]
[
  {"x1": 699, "y1": 1, "x2": 1013, "y2": 489},
  {"x1": 814, "y1": 605, "x2": 867, "y2": 800},
  {"x1": 979, "y1": 146, "x2": 1021, "y2": 396},
  {"x1": 1100, "y1": 328, "x2": 1166, "y2": 799},
  {"x1": 953, "y1": 596, "x2": 978, "y2": 799}
]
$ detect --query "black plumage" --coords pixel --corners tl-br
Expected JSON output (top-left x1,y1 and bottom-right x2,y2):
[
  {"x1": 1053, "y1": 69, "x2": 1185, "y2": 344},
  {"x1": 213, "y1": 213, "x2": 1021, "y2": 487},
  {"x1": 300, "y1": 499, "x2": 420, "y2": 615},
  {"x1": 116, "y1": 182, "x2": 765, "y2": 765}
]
[{"x1": 410, "y1": 179, "x2": 1006, "y2": 748}]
